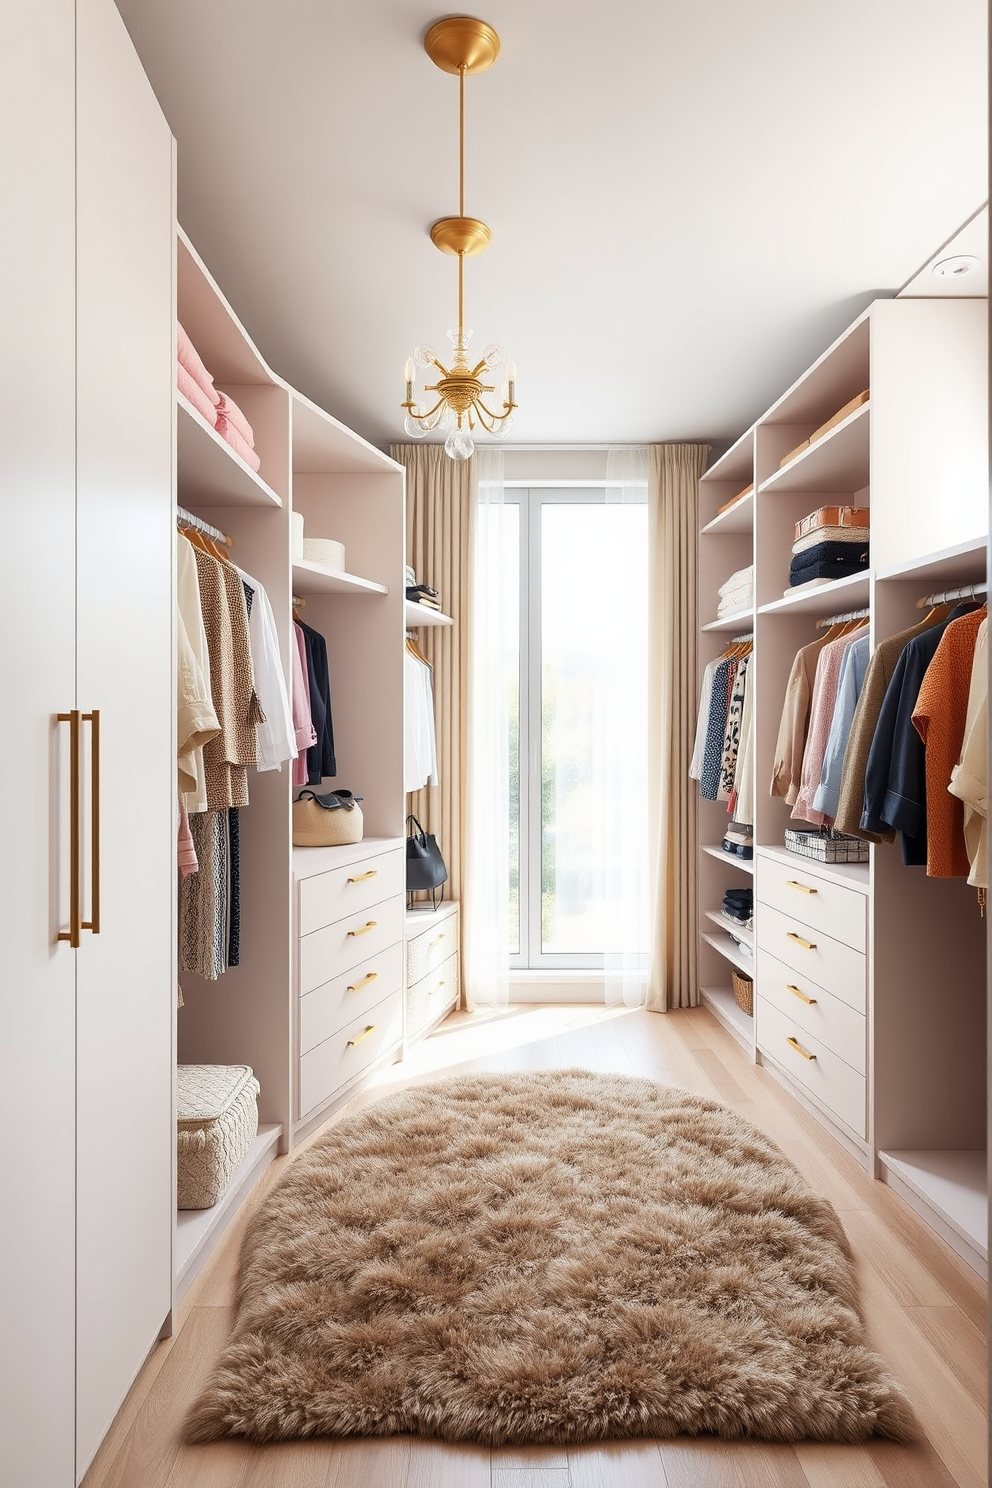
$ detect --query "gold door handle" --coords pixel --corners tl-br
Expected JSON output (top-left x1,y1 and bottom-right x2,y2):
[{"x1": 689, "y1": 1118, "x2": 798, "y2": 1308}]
[
  {"x1": 82, "y1": 710, "x2": 100, "y2": 934},
  {"x1": 786, "y1": 1036, "x2": 816, "y2": 1061},
  {"x1": 347, "y1": 972, "x2": 379, "y2": 993},
  {"x1": 429, "y1": 933, "x2": 446, "y2": 949},
  {"x1": 57, "y1": 710, "x2": 81, "y2": 948},
  {"x1": 786, "y1": 932, "x2": 816, "y2": 950},
  {"x1": 786, "y1": 879, "x2": 817, "y2": 895},
  {"x1": 347, "y1": 1024, "x2": 376, "y2": 1047},
  {"x1": 785, "y1": 983, "x2": 817, "y2": 1006},
  {"x1": 347, "y1": 920, "x2": 378, "y2": 937},
  {"x1": 347, "y1": 870, "x2": 378, "y2": 883}
]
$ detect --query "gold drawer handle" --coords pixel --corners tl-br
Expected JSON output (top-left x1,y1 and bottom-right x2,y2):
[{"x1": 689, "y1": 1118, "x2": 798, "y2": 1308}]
[
  {"x1": 348, "y1": 920, "x2": 378, "y2": 937},
  {"x1": 348, "y1": 870, "x2": 378, "y2": 883},
  {"x1": 347, "y1": 972, "x2": 378, "y2": 993},
  {"x1": 429, "y1": 933, "x2": 446, "y2": 949},
  {"x1": 786, "y1": 931, "x2": 816, "y2": 951},
  {"x1": 786, "y1": 1036, "x2": 816, "y2": 1062},
  {"x1": 785, "y1": 983, "x2": 817, "y2": 1006},
  {"x1": 347, "y1": 1024, "x2": 376, "y2": 1047},
  {"x1": 786, "y1": 879, "x2": 817, "y2": 895}
]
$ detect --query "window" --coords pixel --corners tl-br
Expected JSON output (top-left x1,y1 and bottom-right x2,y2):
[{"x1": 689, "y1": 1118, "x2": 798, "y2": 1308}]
[{"x1": 503, "y1": 488, "x2": 649, "y2": 969}]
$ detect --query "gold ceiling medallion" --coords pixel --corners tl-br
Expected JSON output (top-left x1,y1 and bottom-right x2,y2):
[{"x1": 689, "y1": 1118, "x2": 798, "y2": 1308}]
[{"x1": 402, "y1": 15, "x2": 516, "y2": 461}]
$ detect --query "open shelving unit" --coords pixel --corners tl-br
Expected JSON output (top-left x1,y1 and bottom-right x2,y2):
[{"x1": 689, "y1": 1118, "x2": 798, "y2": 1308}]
[
  {"x1": 696, "y1": 295, "x2": 989, "y2": 1275},
  {"x1": 405, "y1": 601, "x2": 454, "y2": 628},
  {"x1": 174, "y1": 1124, "x2": 282, "y2": 1300},
  {"x1": 292, "y1": 557, "x2": 387, "y2": 597}
]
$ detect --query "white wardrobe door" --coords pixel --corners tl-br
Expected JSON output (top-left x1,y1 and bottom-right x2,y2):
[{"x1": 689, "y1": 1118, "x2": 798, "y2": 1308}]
[
  {"x1": 0, "y1": 4, "x2": 78, "y2": 1486},
  {"x1": 74, "y1": 0, "x2": 175, "y2": 1475}
]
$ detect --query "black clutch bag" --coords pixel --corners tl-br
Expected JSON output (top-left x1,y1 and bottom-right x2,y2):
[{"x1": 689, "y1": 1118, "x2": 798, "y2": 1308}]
[{"x1": 406, "y1": 814, "x2": 448, "y2": 907}]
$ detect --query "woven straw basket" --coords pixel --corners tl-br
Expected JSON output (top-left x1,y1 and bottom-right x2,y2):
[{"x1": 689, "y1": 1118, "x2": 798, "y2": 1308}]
[{"x1": 731, "y1": 969, "x2": 754, "y2": 1016}]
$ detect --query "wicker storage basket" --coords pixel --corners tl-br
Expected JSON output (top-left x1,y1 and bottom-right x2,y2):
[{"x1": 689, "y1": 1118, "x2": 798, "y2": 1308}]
[
  {"x1": 731, "y1": 970, "x2": 754, "y2": 1016},
  {"x1": 176, "y1": 1064, "x2": 260, "y2": 1209}
]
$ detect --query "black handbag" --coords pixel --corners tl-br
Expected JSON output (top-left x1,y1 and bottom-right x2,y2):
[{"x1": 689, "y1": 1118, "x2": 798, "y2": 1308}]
[{"x1": 406, "y1": 814, "x2": 448, "y2": 907}]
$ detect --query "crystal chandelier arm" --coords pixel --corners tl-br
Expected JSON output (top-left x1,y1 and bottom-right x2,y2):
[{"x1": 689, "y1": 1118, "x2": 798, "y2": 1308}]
[
  {"x1": 403, "y1": 395, "x2": 447, "y2": 421},
  {"x1": 474, "y1": 397, "x2": 516, "y2": 423}
]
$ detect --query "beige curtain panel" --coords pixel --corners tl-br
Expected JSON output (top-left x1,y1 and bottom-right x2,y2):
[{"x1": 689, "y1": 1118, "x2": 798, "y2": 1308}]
[
  {"x1": 390, "y1": 444, "x2": 473, "y2": 991},
  {"x1": 646, "y1": 443, "x2": 710, "y2": 1012}
]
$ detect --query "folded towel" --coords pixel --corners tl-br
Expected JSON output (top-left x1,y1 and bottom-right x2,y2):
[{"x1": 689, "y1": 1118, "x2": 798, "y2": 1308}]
[
  {"x1": 718, "y1": 565, "x2": 754, "y2": 599},
  {"x1": 176, "y1": 321, "x2": 220, "y2": 406},
  {"x1": 214, "y1": 391, "x2": 256, "y2": 449},
  {"x1": 218, "y1": 422, "x2": 262, "y2": 473},
  {"x1": 176, "y1": 362, "x2": 220, "y2": 426},
  {"x1": 792, "y1": 524, "x2": 871, "y2": 558}
]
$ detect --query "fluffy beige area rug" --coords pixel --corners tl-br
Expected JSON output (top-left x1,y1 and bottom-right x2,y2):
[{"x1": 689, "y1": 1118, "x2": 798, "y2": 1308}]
[{"x1": 186, "y1": 1070, "x2": 914, "y2": 1447}]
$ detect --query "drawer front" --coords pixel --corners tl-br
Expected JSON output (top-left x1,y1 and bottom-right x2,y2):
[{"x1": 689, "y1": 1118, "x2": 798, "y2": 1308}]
[
  {"x1": 300, "y1": 941, "x2": 404, "y2": 1055},
  {"x1": 407, "y1": 951, "x2": 459, "y2": 1041},
  {"x1": 757, "y1": 859, "x2": 866, "y2": 952},
  {"x1": 756, "y1": 903, "x2": 866, "y2": 1013},
  {"x1": 300, "y1": 894, "x2": 405, "y2": 994},
  {"x1": 299, "y1": 849, "x2": 405, "y2": 937},
  {"x1": 407, "y1": 908, "x2": 459, "y2": 984},
  {"x1": 299, "y1": 989, "x2": 403, "y2": 1120},
  {"x1": 757, "y1": 996, "x2": 866, "y2": 1137},
  {"x1": 756, "y1": 950, "x2": 866, "y2": 1075}
]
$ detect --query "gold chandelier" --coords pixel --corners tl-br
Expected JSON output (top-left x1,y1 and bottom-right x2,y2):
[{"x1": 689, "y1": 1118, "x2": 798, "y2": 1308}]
[{"x1": 402, "y1": 16, "x2": 516, "y2": 461}]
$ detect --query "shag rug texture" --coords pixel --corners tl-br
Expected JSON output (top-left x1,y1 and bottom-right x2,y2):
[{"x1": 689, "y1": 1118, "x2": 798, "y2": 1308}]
[{"x1": 186, "y1": 1070, "x2": 914, "y2": 1447}]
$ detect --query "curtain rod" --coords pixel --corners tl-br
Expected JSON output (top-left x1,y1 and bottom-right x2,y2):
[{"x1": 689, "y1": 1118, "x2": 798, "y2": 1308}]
[
  {"x1": 916, "y1": 580, "x2": 987, "y2": 609},
  {"x1": 815, "y1": 606, "x2": 870, "y2": 629},
  {"x1": 177, "y1": 505, "x2": 232, "y2": 547}
]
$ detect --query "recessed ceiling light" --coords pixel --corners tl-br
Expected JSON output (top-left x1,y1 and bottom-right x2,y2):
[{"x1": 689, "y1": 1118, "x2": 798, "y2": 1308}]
[{"x1": 931, "y1": 254, "x2": 981, "y2": 278}]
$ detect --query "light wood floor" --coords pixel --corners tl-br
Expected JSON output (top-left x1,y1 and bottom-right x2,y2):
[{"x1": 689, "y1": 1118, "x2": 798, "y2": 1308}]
[{"x1": 83, "y1": 1004, "x2": 989, "y2": 1488}]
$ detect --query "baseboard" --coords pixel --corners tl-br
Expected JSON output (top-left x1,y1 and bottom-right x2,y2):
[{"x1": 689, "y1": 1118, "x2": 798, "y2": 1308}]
[{"x1": 509, "y1": 972, "x2": 604, "y2": 1004}]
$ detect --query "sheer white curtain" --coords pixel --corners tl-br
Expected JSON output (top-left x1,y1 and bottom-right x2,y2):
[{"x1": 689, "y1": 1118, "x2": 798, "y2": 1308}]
[
  {"x1": 601, "y1": 447, "x2": 650, "y2": 1006},
  {"x1": 463, "y1": 448, "x2": 511, "y2": 1008}
]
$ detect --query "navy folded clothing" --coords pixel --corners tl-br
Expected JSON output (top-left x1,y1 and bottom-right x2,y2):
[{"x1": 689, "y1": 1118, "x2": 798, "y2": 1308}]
[{"x1": 790, "y1": 541, "x2": 870, "y2": 586}]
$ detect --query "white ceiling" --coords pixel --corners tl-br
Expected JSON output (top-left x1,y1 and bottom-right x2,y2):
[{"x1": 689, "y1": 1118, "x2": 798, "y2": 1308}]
[{"x1": 117, "y1": 0, "x2": 987, "y2": 452}]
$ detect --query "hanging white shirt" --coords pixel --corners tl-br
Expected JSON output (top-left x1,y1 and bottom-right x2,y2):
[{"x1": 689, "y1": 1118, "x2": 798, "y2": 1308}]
[
  {"x1": 404, "y1": 649, "x2": 439, "y2": 792},
  {"x1": 237, "y1": 567, "x2": 297, "y2": 772}
]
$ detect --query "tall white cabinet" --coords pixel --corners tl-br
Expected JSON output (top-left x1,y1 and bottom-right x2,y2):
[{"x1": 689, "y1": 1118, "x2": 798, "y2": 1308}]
[{"x1": 0, "y1": 1, "x2": 175, "y2": 1484}]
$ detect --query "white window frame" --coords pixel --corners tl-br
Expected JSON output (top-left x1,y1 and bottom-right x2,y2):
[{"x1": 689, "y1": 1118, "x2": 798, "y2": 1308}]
[{"x1": 509, "y1": 485, "x2": 646, "y2": 971}]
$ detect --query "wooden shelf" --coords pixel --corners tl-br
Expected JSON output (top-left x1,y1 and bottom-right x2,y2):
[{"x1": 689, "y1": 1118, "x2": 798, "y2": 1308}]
[
  {"x1": 704, "y1": 908, "x2": 753, "y2": 948},
  {"x1": 701, "y1": 929, "x2": 754, "y2": 976},
  {"x1": 701, "y1": 490, "x2": 754, "y2": 536},
  {"x1": 875, "y1": 536, "x2": 988, "y2": 586},
  {"x1": 701, "y1": 427, "x2": 755, "y2": 486},
  {"x1": 758, "y1": 570, "x2": 870, "y2": 617},
  {"x1": 177, "y1": 393, "x2": 282, "y2": 509},
  {"x1": 175, "y1": 1123, "x2": 281, "y2": 1300},
  {"x1": 702, "y1": 844, "x2": 754, "y2": 875},
  {"x1": 405, "y1": 600, "x2": 454, "y2": 628},
  {"x1": 292, "y1": 557, "x2": 387, "y2": 597},
  {"x1": 700, "y1": 985, "x2": 754, "y2": 1051},
  {"x1": 756, "y1": 843, "x2": 870, "y2": 892},
  {"x1": 879, "y1": 1149, "x2": 987, "y2": 1271},
  {"x1": 292, "y1": 389, "x2": 402, "y2": 477},
  {"x1": 759, "y1": 401, "x2": 870, "y2": 496},
  {"x1": 702, "y1": 607, "x2": 754, "y2": 633}
]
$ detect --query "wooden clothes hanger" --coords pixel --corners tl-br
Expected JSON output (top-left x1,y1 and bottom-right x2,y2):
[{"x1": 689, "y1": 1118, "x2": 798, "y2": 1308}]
[{"x1": 406, "y1": 634, "x2": 431, "y2": 668}]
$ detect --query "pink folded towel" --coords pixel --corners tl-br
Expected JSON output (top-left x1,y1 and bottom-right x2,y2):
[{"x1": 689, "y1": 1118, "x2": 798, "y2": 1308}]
[
  {"x1": 176, "y1": 362, "x2": 219, "y2": 426},
  {"x1": 218, "y1": 422, "x2": 262, "y2": 473},
  {"x1": 214, "y1": 391, "x2": 256, "y2": 449},
  {"x1": 176, "y1": 320, "x2": 220, "y2": 407}
]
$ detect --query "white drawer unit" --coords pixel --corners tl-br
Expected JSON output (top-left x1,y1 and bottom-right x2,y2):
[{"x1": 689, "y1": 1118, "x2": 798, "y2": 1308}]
[
  {"x1": 299, "y1": 941, "x2": 404, "y2": 1056},
  {"x1": 757, "y1": 996, "x2": 866, "y2": 1138},
  {"x1": 756, "y1": 855, "x2": 867, "y2": 953},
  {"x1": 756, "y1": 903, "x2": 866, "y2": 1013},
  {"x1": 299, "y1": 848, "x2": 405, "y2": 936},
  {"x1": 756, "y1": 950, "x2": 866, "y2": 1075},
  {"x1": 299, "y1": 989, "x2": 404, "y2": 1120},
  {"x1": 300, "y1": 893, "x2": 406, "y2": 994},
  {"x1": 407, "y1": 952, "x2": 459, "y2": 1043}
]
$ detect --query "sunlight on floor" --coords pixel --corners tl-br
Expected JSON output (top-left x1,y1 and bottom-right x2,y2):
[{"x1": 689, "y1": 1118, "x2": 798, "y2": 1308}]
[{"x1": 367, "y1": 1003, "x2": 638, "y2": 1092}]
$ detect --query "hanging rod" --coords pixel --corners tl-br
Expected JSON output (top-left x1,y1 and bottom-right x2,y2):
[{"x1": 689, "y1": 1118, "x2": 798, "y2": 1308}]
[
  {"x1": 177, "y1": 505, "x2": 232, "y2": 547},
  {"x1": 916, "y1": 580, "x2": 988, "y2": 609},
  {"x1": 729, "y1": 632, "x2": 753, "y2": 643},
  {"x1": 815, "y1": 606, "x2": 870, "y2": 629}
]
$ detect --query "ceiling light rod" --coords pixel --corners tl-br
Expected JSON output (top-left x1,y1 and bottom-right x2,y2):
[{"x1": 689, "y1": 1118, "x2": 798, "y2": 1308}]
[{"x1": 401, "y1": 15, "x2": 517, "y2": 461}]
